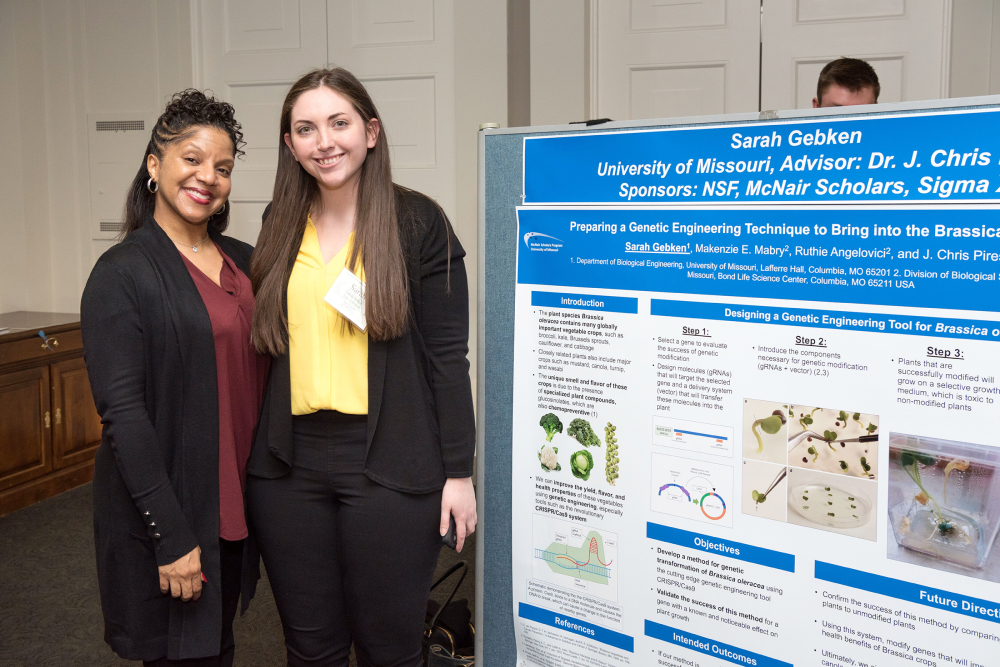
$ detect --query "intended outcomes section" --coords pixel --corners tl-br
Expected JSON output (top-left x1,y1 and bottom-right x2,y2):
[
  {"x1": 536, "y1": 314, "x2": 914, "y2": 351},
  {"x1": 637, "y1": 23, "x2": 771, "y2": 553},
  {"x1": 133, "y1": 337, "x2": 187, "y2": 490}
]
[{"x1": 645, "y1": 621, "x2": 793, "y2": 667}]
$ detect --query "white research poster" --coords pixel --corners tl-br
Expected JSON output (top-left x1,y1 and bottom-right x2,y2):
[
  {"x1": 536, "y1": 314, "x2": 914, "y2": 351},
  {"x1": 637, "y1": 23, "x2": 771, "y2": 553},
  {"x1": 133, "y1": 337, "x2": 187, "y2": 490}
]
[{"x1": 510, "y1": 108, "x2": 1000, "y2": 667}]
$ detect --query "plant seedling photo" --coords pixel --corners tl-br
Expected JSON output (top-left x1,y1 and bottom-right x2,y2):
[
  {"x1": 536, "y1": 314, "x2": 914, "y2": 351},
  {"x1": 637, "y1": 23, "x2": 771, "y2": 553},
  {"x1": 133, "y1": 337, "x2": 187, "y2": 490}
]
[
  {"x1": 787, "y1": 405, "x2": 879, "y2": 480},
  {"x1": 753, "y1": 411, "x2": 786, "y2": 453},
  {"x1": 752, "y1": 468, "x2": 787, "y2": 511},
  {"x1": 742, "y1": 399, "x2": 790, "y2": 465},
  {"x1": 786, "y1": 467, "x2": 877, "y2": 541},
  {"x1": 741, "y1": 458, "x2": 788, "y2": 523},
  {"x1": 888, "y1": 434, "x2": 1000, "y2": 577},
  {"x1": 799, "y1": 407, "x2": 819, "y2": 431}
]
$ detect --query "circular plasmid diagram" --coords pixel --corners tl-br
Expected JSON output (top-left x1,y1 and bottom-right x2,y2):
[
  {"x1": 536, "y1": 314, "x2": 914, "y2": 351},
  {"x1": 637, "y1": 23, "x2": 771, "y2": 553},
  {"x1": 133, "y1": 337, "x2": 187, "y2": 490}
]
[
  {"x1": 699, "y1": 492, "x2": 727, "y2": 520},
  {"x1": 658, "y1": 481, "x2": 728, "y2": 521}
]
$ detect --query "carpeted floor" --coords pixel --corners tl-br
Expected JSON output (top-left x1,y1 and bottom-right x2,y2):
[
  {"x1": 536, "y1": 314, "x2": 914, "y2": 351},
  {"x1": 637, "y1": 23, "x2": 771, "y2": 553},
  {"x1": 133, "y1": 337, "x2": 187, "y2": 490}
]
[{"x1": 0, "y1": 483, "x2": 476, "y2": 666}]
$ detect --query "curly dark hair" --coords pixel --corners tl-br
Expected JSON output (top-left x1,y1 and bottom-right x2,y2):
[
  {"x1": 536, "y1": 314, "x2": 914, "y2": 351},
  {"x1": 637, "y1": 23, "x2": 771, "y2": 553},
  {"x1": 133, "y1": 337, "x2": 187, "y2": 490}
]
[{"x1": 120, "y1": 89, "x2": 245, "y2": 237}]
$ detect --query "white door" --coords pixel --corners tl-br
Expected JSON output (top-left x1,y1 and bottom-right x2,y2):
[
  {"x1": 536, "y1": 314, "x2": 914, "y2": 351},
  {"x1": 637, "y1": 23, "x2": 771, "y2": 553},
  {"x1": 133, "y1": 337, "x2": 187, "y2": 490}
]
[
  {"x1": 197, "y1": 0, "x2": 329, "y2": 244},
  {"x1": 326, "y1": 0, "x2": 456, "y2": 217},
  {"x1": 198, "y1": 0, "x2": 456, "y2": 241},
  {"x1": 594, "y1": 0, "x2": 762, "y2": 121},
  {"x1": 760, "y1": 0, "x2": 951, "y2": 110}
]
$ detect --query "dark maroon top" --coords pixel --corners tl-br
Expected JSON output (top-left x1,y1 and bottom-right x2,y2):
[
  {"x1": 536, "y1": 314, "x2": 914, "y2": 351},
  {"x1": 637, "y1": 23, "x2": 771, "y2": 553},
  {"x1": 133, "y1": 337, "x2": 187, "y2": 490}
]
[{"x1": 182, "y1": 248, "x2": 269, "y2": 540}]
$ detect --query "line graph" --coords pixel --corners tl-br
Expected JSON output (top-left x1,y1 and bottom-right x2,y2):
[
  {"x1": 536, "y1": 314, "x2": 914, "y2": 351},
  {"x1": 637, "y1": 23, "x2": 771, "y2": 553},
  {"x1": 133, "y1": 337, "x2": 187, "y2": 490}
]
[
  {"x1": 531, "y1": 516, "x2": 619, "y2": 601},
  {"x1": 535, "y1": 536, "x2": 613, "y2": 579},
  {"x1": 536, "y1": 532, "x2": 614, "y2": 584}
]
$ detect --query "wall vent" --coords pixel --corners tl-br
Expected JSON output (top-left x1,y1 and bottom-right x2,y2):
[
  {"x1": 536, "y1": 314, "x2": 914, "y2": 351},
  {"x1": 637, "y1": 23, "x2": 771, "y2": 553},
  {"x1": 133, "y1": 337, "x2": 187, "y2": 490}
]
[
  {"x1": 88, "y1": 112, "x2": 156, "y2": 240},
  {"x1": 96, "y1": 120, "x2": 144, "y2": 132}
]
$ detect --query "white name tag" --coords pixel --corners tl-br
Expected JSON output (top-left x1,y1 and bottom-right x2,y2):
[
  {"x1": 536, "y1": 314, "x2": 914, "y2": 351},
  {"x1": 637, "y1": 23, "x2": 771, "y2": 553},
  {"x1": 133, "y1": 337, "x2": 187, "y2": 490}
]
[{"x1": 323, "y1": 267, "x2": 367, "y2": 332}]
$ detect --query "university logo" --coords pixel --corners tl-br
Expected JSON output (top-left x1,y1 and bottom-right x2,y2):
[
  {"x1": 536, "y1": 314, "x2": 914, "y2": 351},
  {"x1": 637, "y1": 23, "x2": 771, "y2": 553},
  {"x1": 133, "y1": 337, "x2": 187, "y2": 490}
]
[{"x1": 523, "y1": 232, "x2": 564, "y2": 252}]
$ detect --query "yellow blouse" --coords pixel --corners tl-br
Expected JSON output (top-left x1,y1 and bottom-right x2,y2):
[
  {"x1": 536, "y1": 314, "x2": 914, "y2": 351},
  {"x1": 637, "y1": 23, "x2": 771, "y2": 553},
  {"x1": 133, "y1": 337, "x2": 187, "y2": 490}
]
[{"x1": 287, "y1": 219, "x2": 368, "y2": 416}]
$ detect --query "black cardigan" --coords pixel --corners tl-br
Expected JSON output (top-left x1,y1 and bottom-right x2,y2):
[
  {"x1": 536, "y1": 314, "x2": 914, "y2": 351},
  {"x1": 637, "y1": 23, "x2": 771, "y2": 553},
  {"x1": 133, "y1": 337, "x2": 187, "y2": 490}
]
[
  {"x1": 246, "y1": 189, "x2": 477, "y2": 490},
  {"x1": 81, "y1": 217, "x2": 254, "y2": 661}
]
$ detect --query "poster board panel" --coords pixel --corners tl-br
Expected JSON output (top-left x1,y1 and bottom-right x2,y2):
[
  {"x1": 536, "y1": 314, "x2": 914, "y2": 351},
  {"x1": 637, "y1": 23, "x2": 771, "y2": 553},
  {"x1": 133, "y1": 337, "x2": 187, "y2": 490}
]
[{"x1": 479, "y1": 97, "x2": 1000, "y2": 666}]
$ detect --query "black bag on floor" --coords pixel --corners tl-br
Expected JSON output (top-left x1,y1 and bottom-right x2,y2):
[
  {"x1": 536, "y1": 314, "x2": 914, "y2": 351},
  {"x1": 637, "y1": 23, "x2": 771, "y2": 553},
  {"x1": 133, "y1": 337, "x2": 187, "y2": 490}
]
[{"x1": 423, "y1": 562, "x2": 474, "y2": 666}]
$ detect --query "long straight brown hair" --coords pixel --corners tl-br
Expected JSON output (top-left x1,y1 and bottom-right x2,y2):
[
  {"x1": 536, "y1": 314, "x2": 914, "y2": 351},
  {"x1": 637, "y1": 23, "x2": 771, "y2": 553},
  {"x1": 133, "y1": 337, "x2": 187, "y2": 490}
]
[{"x1": 250, "y1": 68, "x2": 410, "y2": 355}]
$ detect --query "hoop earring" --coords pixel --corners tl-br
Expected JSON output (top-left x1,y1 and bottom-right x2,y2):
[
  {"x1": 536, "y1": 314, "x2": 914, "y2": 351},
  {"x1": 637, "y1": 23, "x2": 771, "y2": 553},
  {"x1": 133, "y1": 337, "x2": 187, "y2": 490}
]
[
  {"x1": 210, "y1": 200, "x2": 229, "y2": 220},
  {"x1": 147, "y1": 178, "x2": 158, "y2": 194}
]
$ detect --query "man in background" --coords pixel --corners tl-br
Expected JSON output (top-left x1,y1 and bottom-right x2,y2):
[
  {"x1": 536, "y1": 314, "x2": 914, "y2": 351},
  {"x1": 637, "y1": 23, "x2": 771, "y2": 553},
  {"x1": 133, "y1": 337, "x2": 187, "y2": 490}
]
[{"x1": 812, "y1": 57, "x2": 880, "y2": 108}]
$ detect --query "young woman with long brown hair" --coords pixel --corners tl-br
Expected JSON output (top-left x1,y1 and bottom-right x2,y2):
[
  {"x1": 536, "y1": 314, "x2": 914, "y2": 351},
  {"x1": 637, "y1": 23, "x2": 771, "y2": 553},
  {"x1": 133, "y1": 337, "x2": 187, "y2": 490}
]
[{"x1": 244, "y1": 68, "x2": 477, "y2": 666}]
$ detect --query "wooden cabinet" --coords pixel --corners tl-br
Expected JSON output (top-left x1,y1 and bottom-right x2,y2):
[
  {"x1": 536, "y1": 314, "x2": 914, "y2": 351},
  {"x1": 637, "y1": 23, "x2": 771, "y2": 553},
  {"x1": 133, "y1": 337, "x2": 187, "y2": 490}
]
[
  {"x1": 51, "y1": 357, "x2": 102, "y2": 469},
  {"x1": 0, "y1": 312, "x2": 100, "y2": 516},
  {"x1": 0, "y1": 367, "x2": 52, "y2": 492}
]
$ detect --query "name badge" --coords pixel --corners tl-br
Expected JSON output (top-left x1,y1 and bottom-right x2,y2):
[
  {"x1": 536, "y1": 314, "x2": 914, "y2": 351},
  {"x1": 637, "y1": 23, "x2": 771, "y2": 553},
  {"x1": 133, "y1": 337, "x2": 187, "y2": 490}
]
[{"x1": 324, "y1": 267, "x2": 366, "y2": 331}]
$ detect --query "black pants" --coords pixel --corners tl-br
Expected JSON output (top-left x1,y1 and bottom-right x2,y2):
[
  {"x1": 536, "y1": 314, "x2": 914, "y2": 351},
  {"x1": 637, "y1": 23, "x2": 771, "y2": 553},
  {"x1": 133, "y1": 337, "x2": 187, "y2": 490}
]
[
  {"x1": 246, "y1": 411, "x2": 443, "y2": 667},
  {"x1": 143, "y1": 538, "x2": 244, "y2": 667}
]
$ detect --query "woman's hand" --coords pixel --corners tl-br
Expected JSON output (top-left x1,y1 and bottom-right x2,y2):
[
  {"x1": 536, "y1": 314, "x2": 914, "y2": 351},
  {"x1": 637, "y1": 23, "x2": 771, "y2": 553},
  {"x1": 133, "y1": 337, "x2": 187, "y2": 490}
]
[
  {"x1": 158, "y1": 545, "x2": 203, "y2": 601},
  {"x1": 440, "y1": 477, "x2": 478, "y2": 553}
]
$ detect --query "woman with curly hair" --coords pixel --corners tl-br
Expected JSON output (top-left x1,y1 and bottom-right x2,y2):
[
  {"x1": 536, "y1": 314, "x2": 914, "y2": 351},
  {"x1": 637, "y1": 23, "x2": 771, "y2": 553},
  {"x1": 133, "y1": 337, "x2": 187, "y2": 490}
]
[{"x1": 81, "y1": 90, "x2": 268, "y2": 666}]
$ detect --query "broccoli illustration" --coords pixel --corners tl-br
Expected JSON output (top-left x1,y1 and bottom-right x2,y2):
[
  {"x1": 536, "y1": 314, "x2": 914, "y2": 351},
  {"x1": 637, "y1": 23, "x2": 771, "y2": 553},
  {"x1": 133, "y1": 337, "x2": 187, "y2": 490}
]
[
  {"x1": 539, "y1": 413, "x2": 563, "y2": 442},
  {"x1": 567, "y1": 418, "x2": 601, "y2": 447}
]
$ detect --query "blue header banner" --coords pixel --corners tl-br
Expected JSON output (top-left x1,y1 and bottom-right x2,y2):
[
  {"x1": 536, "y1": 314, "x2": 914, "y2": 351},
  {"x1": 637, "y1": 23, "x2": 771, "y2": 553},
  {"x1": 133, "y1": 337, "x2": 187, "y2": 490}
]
[
  {"x1": 647, "y1": 522, "x2": 795, "y2": 573},
  {"x1": 523, "y1": 107, "x2": 1000, "y2": 205},
  {"x1": 644, "y1": 621, "x2": 793, "y2": 667},
  {"x1": 651, "y1": 299, "x2": 1000, "y2": 342},
  {"x1": 531, "y1": 290, "x2": 638, "y2": 313},
  {"x1": 815, "y1": 561, "x2": 1000, "y2": 626},
  {"x1": 516, "y1": 206, "x2": 1000, "y2": 312},
  {"x1": 518, "y1": 603, "x2": 635, "y2": 651}
]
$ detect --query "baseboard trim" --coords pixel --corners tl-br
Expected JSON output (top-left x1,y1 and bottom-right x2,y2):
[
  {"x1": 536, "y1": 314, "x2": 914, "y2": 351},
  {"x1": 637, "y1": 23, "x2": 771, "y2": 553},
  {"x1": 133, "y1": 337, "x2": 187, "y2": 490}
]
[{"x1": 0, "y1": 460, "x2": 95, "y2": 517}]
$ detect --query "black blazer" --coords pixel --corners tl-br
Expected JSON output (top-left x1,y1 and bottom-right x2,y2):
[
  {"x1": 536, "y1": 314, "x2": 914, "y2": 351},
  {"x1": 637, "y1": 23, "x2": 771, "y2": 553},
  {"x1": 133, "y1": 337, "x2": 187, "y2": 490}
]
[
  {"x1": 81, "y1": 217, "x2": 254, "y2": 661},
  {"x1": 246, "y1": 189, "x2": 476, "y2": 491}
]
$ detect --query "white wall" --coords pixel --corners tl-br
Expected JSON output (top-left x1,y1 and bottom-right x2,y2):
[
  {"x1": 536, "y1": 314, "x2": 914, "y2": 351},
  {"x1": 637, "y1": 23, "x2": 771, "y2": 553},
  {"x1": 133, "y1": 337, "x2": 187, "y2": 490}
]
[
  {"x1": 0, "y1": 0, "x2": 54, "y2": 314},
  {"x1": 0, "y1": 0, "x2": 192, "y2": 315},
  {"x1": 0, "y1": 0, "x2": 29, "y2": 313}
]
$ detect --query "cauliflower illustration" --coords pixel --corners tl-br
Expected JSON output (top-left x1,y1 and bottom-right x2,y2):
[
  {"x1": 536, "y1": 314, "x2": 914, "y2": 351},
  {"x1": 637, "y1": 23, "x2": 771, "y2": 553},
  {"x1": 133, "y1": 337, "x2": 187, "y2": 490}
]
[{"x1": 538, "y1": 445, "x2": 560, "y2": 472}]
